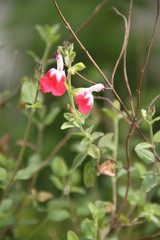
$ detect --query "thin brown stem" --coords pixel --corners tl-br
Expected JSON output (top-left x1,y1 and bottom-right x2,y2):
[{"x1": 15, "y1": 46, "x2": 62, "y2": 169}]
[
  {"x1": 123, "y1": 0, "x2": 135, "y2": 117},
  {"x1": 34, "y1": 130, "x2": 73, "y2": 174},
  {"x1": 136, "y1": 0, "x2": 160, "y2": 117},
  {"x1": 114, "y1": 122, "x2": 135, "y2": 225},
  {"x1": 94, "y1": 96, "x2": 131, "y2": 124},
  {"x1": 111, "y1": 8, "x2": 127, "y2": 85},
  {"x1": 0, "y1": 89, "x2": 39, "y2": 202},
  {"x1": 53, "y1": 0, "x2": 110, "y2": 87},
  {"x1": 148, "y1": 94, "x2": 160, "y2": 108},
  {"x1": 67, "y1": 0, "x2": 108, "y2": 42},
  {"x1": 53, "y1": 0, "x2": 133, "y2": 125},
  {"x1": 0, "y1": 85, "x2": 21, "y2": 107},
  {"x1": 137, "y1": 231, "x2": 160, "y2": 240},
  {"x1": 75, "y1": 71, "x2": 97, "y2": 85}
]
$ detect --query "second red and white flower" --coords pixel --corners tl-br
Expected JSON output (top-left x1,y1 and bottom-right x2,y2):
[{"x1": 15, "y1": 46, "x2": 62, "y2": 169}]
[{"x1": 75, "y1": 83, "x2": 104, "y2": 114}]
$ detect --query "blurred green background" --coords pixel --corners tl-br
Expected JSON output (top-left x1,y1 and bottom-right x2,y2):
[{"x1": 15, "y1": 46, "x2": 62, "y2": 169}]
[
  {"x1": 0, "y1": 0, "x2": 160, "y2": 154},
  {"x1": 0, "y1": 1, "x2": 160, "y2": 239}
]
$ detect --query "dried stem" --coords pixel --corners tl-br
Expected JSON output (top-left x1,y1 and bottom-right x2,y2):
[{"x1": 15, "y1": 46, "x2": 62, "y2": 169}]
[
  {"x1": 67, "y1": 0, "x2": 108, "y2": 42},
  {"x1": 50, "y1": 0, "x2": 108, "y2": 59},
  {"x1": 148, "y1": 94, "x2": 160, "y2": 108},
  {"x1": 53, "y1": 0, "x2": 110, "y2": 86},
  {"x1": 53, "y1": 0, "x2": 134, "y2": 124},
  {"x1": 136, "y1": 0, "x2": 160, "y2": 117},
  {"x1": 137, "y1": 231, "x2": 160, "y2": 240},
  {"x1": 111, "y1": 7, "x2": 128, "y2": 85},
  {"x1": 112, "y1": 2, "x2": 135, "y2": 118},
  {"x1": 123, "y1": 0, "x2": 135, "y2": 117},
  {"x1": 34, "y1": 130, "x2": 73, "y2": 174},
  {"x1": 0, "y1": 89, "x2": 39, "y2": 202},
  {"x1": 114, "y1": 122, "x2": 135, "y2": 225},
  {"x1": 0, "y1": 85, "x2": 21, "y2": 107},
  {"x1": 94, "y1": 96, "x2": 131, "y2": 124}
]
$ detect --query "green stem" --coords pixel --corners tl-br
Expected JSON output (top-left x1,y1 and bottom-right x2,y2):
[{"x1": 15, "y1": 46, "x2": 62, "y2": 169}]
[
  {"x1": 41, "y1": 42, "x2": 52, "y2": 65},
  {"x1": 148, "y1": 122, "x2": 160, "y2": 173},
  {"x1": 26, "y1": 218, "x2": 48, "y2": 240},
  {"x1": 1, "y1": 89, "x2": 39, "y2": 202},
  {"x1": 0, "y1": 108, "x2": 35, "y2": 202},
  {"x1": 112, "y1": 118, "x2": 119, "y2": 221}
]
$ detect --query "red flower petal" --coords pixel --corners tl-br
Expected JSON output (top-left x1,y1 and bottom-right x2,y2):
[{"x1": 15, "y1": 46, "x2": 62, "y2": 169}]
[
  {"x1": 39, "y1": 76, "x2": 52, "y2": 93},
  {"x1": 75, "y1": 91, "x2": 93, "y2": 114},
  {"x1": 39, "y1": 69, "x2": 66, "y2": 96}
]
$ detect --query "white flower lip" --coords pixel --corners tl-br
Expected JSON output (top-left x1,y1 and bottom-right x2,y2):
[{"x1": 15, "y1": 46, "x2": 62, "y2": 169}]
[
  {"x1": 88, "y1": 83, "x2": 105, "y2": 93},
  {"x1": 56, "y1": 53, "x2": 64, "y2": 71}
]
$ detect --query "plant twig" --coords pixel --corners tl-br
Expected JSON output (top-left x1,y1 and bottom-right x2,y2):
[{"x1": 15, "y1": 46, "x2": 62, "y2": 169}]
[
  {"x1": 111, "y1": 8, "x2": 128, "y2": 85},
  {"x1": 53, "y1": 0, "x2": 134, "y2": 125},
  {"x1": 137, "y1": 231, "x2": 160, "y2": 240},
  {"x1": 53, "y1": 0, "x2": 110, "y2": 87},
  {"x1": 67, "y1": 0, "x2": 108, "y2": 42},
  {"x1": 35, "y1": 130, "x2": 73, "y2": 173},
  {"x1": 136, "y1": 0, "x2": 160, "y2": 117},
  {"x1": 94, "y1": 96, "x2": 131, "y2": 124},
  {"x1": 0, "y1": 85, "x2": 21, "y2": 107},
  {"x1": 0, "y1": 89, "x2": 39, "y2": 202},
  {"x1": 123, "y1": 0, "x2": 135, "y2": 117},
  {"x1": 114, "y1": 122, "x2": 135, "y2": 225}
]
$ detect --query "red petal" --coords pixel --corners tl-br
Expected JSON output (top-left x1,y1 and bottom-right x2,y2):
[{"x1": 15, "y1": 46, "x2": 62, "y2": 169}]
[
  {"x1": 39, "y1": 69, "x2": 66, "y2": 96},
  {"x1": 75, "y1": 92, "x2": 93, "y2": 114},
  {"x1": 39, "y1": 76, "x2": 52, "y2": 93}
]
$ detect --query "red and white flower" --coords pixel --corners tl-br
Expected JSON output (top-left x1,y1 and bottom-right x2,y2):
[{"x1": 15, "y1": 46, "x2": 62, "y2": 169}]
[
  {"x1": 39, "y1": 53, "x2": 66, "y2": 96},
  {"x1": 75, "y1": 83, "x2": 104, "y2": 114}
]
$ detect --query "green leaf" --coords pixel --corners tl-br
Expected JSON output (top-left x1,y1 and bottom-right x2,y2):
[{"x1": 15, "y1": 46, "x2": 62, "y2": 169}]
[
  {"x1": 98, "y1": 133, "x2": 114, "y2": 150},
  {"x1": 25, "y1": 102, "x2": 42, "y2": 110},
  {"x1": 50, "y1": 176, "x2": 63, "y2": 191},
  {"x1": 61, "y1": 122, "x2": 75, "y2": 130},
  {"x1": 72, "y1": 153, "x2": 87, "y2": 171},
  {"x1": 67, "y1": 231, "x2": 79, "y2": 240},
  {"x1": 140, "y1": 212, "x2": 160, "y2": 227},
  {"x1": 151, "y1": 116, "x2": 160, "y2": 125},
  {"x1": 68, "y1": 62, "x2": 86, "y2": 75},
  {"x1": 44, "y1": 107, "x2": 60, "y2": 126},
  {"x1": 51, "y1": 156, "x2": 68, "y2": 177},
  {"x1": 27, "y1": 50, "x2": 40, "y2": 63},
  {"x1": 64, "y1": 112, "x2": 73, "y2": 121},
  {"x1": 135, "y1": 143, "x2": 154, "y2": 164},
  {"x1": 81, "y1": 218, "x2": 96, "y2": 239},
  {"x1": 21, "y1": 81, "x2": 38, "y2": 105},
  {"x1": 154, "y1": 130, "x2": 160, "y2": 143},
  {"x1": 90, "y1": 132, "x2": 104, "y2": 142},
  {"x1": 88, "y1": 202, "x2": 105, "y2": 221},
  {"x1": 144, "y1": 203, "x2": 160, "y2": 217},
  {"x1": 0, "y1": 168, "x2": 7, "y2": 181},
  {"x1": 103, "y1": 108, "x2": 116, "y2": 121},
  {"x1": 35, "y1": 24, "x2": 60, "y2": 44},
  {"x1": 15, "y1": 164, "x2": 40, "y2": 180},
  {"x1": 141, "y1": 172, "x2": 157, "y2": 193},
  {"x1": 47, "y1": 209, "x2": 70, "y2": 222},
  {"x1": 83, "y1": 161, "x2": 97, "y2": 188},
  {"x1": 87, "y1": 144, "x2": 100, "y2": 159},
  {"x1": 0, "y1": 154, "x2": 8, "y2": 167},
  {"x1": 135, "y1": 142, "x2": 153, "y2": 150},
  {"x1": 118, "y1": 186, "x2": 141, "y2": 206},
  {"x1": 0, "y1": 199, "x2": 13, "y2": 215},
  {"x1": 70, "y1": 186, "x2": 86, "y2": 195}
]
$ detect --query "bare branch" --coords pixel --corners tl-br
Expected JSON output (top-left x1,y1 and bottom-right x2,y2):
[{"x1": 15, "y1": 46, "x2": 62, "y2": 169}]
[{"x1": 136, "y1": 0, "x2": 160, "y2": 117}]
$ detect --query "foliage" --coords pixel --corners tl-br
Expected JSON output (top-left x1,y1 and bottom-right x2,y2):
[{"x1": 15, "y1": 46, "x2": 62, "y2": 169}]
[{"x1": 0, "y1": 1, "x2": 160, "y2": 240}]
